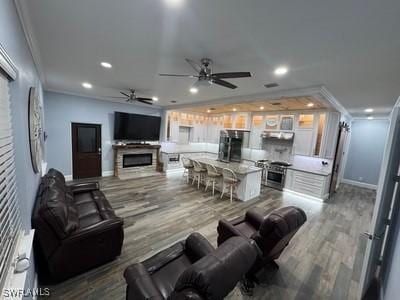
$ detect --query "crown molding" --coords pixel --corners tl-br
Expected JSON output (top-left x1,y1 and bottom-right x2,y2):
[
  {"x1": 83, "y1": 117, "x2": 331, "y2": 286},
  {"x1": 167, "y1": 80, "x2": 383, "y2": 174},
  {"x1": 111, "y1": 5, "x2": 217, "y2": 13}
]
[
  {"x1": 14, "y1": 0, "x2": 47, "y2": 86},
  {"x1": 317, "y1": 86, "x2": 352, "y2": 121},
  {"x1": 0, "y1": 44, "x2": 18, "y2": 80}
]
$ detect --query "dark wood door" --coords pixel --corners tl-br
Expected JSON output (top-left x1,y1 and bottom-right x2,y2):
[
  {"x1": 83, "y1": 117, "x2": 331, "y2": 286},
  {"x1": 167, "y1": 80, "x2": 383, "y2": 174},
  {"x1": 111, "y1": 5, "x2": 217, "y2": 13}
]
[{"x1": 72, "y1": 123, "x2": 102, "y2": 179}]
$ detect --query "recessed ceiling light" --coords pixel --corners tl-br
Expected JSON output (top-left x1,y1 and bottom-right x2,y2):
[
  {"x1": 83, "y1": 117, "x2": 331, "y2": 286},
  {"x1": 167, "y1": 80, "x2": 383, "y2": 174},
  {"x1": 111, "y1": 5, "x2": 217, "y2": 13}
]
[
  {"x1": 274, "y1": 66, "x2": 288, "y2": 76},
  {"x1": 152, "y1": 97, "x2": 159, "y2": 101},
  {"x1": 307, "y1": 102, "x2": 314, "y2": 107},
  {"x1": 233, "y1": 108, "x2": 237, "y2": 112},
  {"x1": 365, "y1": 108, "x2": 374, "y2": 113},
  {"x1": 189, "y1": 87, "x2": 198, "y2": 94},
  {"x1": 260, "y1": 106, "x2": 265, "y2": 110},
  {"x1": 207, "y1": 109, "x2": 211, "y2": 113},
  {"x1": 164, "y1": 0, "x2": 184, "y2": 7},
  {"x1": 82, "y1": 82, "x2": 92, "y2": 89},
  {"x1": 367, "y1": 116, "x2": 374, "y2": 120},
  {"x1": 100, "y1": 62, "x2": 112, "y2": 68}
]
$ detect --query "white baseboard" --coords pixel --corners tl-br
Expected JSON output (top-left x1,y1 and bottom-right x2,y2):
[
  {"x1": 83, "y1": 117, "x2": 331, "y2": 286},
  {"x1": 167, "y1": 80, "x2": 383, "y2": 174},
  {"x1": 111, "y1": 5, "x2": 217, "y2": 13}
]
[
  {"x1": 342, "y1": 178, "x2": 377, "y2": 190},
  {"x1": 102, "y1": 170, "x2": 114, "y2": 177},
  {"x1": 64, "y1": 170, "x2": 114, "y2": 182},
  {"x1": 283, "y1": 188, "x2": 325, "y2": 202}
]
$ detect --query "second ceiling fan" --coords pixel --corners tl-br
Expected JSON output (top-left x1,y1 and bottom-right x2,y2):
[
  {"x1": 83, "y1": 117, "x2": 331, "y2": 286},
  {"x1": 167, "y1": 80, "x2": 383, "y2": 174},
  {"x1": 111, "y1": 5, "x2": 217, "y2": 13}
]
[{"x1": 159, "y1": 58, "x2": 251, "y2": 90}]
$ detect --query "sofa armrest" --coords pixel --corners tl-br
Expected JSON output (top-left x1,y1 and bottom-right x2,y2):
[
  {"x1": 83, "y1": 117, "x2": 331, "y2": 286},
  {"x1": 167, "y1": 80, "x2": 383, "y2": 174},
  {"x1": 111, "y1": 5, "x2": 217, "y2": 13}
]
[
  {"x1": 69, "y1": 182, "x2": 99, "y2": 194},
  {"x1": 217, "y1": 219, "x2": 246, "y2": 246},
  {"x1": 245, "y1": 208, "x2": 266, "y2": 229},
  {"x1": 185, "y1": 232, "x2": 215, "y2": 261},
  {"x1": 124, "y1": 263, "x2": 163, "y2": 300},
  {"x1": 64, "y1": 218, "x2": 123, "y2": 243}
]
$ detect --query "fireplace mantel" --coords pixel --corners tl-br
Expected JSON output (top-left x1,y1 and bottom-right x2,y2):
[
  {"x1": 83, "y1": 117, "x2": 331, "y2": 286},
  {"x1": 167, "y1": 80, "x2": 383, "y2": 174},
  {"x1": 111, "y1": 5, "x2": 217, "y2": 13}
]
[{"x1": 112, "y1": 144, "x2": 162, "y2": 179}]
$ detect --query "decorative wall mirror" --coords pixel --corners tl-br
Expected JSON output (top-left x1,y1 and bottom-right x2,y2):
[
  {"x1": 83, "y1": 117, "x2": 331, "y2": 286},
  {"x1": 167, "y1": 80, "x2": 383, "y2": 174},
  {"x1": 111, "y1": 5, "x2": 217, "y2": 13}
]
[{"x1": 28, "y1": 87, "x2": 43, "y2": 174}]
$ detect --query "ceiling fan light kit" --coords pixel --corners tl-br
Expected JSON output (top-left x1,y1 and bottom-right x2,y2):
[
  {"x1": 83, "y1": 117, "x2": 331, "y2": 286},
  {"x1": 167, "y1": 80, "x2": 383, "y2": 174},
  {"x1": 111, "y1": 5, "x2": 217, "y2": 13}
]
[
  {"x1": 159, "y1": 58, "x2": 252, "y2": 90},
  {"x1": 111, "y1": 89, "x2": 155, "y2": 105}
]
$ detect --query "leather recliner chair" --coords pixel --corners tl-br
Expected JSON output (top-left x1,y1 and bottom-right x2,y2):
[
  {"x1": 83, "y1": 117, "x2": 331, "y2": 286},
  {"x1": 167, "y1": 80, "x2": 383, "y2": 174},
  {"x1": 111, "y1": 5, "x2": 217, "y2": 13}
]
[
  {"x1": 217, "y1": 206, "x2": 307, "y2": 275},
  {"x1": 124, "y1": 232, "x2": 258, "y2": 300},
  {"x1": 32, "y1": 168, "x2": 124, "y2": 283}
]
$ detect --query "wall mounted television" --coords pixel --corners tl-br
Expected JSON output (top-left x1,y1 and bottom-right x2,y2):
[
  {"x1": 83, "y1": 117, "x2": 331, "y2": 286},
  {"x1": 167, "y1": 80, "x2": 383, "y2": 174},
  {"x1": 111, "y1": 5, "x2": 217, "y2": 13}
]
[{"x1": 114, "y1": 112, "x2": 161, "y2": 141}]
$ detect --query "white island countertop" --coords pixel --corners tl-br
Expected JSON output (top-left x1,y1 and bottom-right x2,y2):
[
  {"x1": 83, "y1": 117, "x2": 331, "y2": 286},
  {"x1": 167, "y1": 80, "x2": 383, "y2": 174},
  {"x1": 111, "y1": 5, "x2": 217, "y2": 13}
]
[{"x1": 196, "y1": 158, "x2": 263, "y2": 175}]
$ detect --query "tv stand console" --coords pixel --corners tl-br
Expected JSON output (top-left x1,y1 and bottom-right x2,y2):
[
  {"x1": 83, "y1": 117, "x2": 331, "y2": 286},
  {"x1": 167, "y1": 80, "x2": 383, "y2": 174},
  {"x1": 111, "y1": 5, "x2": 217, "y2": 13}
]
[{"x1": 112, "y1": 144, "x2": 162, "y2": 179}]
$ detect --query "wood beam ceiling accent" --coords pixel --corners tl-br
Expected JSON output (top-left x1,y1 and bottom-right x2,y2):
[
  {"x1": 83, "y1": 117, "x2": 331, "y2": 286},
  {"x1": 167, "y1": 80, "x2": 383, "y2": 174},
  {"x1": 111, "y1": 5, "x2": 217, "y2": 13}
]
[{"x1": 181, "y1": 96, "x2": 327, "y2": 114}]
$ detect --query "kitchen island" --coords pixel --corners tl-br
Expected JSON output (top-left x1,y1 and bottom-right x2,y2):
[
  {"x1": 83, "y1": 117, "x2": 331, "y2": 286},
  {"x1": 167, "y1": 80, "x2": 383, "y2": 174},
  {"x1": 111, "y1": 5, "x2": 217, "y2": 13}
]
[{"x1": 196, "y1": 158, "x2": 262, "y2": 202}]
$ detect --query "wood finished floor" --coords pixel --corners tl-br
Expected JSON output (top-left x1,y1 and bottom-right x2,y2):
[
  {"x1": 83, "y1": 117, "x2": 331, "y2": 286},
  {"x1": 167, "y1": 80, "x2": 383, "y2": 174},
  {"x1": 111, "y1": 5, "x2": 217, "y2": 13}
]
[{"x1": 40, "y1": 173, "x2": 375, "y2": 300}]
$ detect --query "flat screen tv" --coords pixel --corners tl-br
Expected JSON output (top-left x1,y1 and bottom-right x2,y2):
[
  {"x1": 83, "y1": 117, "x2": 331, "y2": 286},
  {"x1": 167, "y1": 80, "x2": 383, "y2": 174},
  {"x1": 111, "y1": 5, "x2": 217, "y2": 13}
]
[{"x1": 114, "y1": 112, "x2": 161, "y2": 141}]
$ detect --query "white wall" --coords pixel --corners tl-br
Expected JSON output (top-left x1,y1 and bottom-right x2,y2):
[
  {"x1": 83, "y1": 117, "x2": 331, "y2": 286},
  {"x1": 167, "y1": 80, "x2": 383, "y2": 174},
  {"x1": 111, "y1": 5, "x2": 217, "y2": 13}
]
[{"x1": 343, "y1": 119, "x2": 389, "y2": 186}]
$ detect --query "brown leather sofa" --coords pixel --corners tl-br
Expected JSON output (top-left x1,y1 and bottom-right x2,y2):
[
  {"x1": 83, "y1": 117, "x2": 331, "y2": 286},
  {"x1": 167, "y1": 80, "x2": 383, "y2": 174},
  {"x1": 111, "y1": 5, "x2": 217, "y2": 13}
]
[
  {"x1": 124, "y1": 233, "x2": 258, "y2": 300},
  {"x1": 32, "y1": 168, "x2": 124, "y2": 283},
  {"x1": 217, "y1": 206, "x2": 306, "y2": 275}
]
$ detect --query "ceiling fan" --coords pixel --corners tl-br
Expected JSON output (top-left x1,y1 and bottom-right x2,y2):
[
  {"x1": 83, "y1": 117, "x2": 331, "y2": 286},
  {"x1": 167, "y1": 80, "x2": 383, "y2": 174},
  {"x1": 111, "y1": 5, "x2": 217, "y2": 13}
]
[
  {"x1": 112, "y1": 89, "x2": 154, "y2": 105},
  {"x1": 159, "y1": 58, "x2": 252, "y2": 90}
]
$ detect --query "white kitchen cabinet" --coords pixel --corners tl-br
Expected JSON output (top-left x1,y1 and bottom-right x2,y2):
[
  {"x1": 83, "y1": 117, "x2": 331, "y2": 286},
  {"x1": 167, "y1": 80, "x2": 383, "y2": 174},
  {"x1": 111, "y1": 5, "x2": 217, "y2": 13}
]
[
  {"x1": 279, "y1": 115, "x2": 295, "y2": 131},
  {"x1": 321, "y1": 112, "x2": 340, "y2": 159},
  {"x1": 169, "y1": 119, "x2": 180, "y2": 143},
  {"x1": 249, "y1": 115, "x2": 264, "y2": 149},
  {"x1": 192, "y1": 123, "x2": 207, "y2": 143},
  {"x1": 285, "y1": 169, "x2": 331, "y2": 200},
  {"x1": 293, "y1": 129, "x2": 314, "y2": 156}
]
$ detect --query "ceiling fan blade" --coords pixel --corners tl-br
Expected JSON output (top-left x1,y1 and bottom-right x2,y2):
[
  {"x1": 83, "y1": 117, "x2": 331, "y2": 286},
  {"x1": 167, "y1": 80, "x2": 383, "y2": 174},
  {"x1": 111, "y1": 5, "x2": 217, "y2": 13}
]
[
  {"x1": 159, "y1": 73, "x2": 198, "y2": 78},
  {"x1": 120, "y1": 92, "x2": 130, "y2": 97},
  {"x1": 111, "y1": 96, "x2": 129, "y2": 99},
  {"x1": 185, "y1": 58, "x2": 202, "y2": 73},
  {"x1": 212, "y1": 72, "x2": 252, "y2": 79},
  {"x1": 136, "y1": 99, "x2": 153, "y2": 105},
  {"x1": 212, "y1": 78, "x2": 237, "y2": 89},
  {"x1": 136, "y1": 97, "x2": 153, "y2": 102}
]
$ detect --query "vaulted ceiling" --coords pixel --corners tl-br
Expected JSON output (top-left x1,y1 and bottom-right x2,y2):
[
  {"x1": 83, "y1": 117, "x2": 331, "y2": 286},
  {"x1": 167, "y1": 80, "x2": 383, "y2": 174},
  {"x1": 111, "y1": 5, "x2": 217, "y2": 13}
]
[{"x1": 18, "y1": 0, "x2": 400, "y2": 116}]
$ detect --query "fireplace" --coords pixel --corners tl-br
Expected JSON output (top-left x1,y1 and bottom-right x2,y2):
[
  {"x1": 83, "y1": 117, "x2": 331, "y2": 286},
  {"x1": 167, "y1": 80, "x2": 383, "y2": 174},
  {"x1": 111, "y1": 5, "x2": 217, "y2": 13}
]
[{"x1": 123, "y1": 153, "x2": 153, "y2": 168}]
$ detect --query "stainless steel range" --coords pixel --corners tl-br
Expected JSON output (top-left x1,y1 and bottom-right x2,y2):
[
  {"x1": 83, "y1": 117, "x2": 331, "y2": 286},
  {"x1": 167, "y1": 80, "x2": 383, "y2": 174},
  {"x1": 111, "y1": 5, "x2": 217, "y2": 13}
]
[{"x1": 256, "y1": 160, "x2": 292, "y2": 190}]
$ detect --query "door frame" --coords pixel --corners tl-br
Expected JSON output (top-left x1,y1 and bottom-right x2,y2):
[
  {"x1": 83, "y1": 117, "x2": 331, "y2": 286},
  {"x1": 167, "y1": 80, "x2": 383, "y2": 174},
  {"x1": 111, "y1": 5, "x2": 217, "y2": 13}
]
[
  {"x1": 359, "y1": 105, "x2": 400, "y2": 298},
  {"x1": 71, "y1": 122, "x2": 102, "y2": 179}
]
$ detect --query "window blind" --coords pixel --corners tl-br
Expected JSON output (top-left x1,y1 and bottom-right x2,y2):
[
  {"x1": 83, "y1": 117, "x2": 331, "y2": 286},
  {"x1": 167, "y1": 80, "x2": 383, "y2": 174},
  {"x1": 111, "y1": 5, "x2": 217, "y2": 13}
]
[{"x1": 0, "y1": 72, "x2": 21, "y2": 288}]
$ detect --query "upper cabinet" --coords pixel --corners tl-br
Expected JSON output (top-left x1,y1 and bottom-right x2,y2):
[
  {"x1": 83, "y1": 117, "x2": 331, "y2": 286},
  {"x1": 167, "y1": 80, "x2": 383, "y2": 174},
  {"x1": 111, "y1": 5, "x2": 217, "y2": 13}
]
[
  {"x1": 265, "y1": 115, "x2": 279, "y2": 130},
  {"x1": 280, "y1": 115, "x2": 295, "y2": 131},
  {"x1": 249, "y1": 115, "x2": 265, "y2": 149},
  {"x1": 297, "y1": 114, "x2": 314, "y2": 129},
  {"x1": 223, "y1": 112, "x2": 251, "y2": 130}
]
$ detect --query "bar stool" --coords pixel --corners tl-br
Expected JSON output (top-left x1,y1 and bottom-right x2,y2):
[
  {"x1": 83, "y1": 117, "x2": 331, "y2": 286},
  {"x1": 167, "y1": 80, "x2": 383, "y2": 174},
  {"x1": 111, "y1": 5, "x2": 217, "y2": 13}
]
[
  {"x1": 192, "y1": 160, "x2": 207, "y2": 189},
  {"x1": 182, "y1": 157, "x2": 194, "y2": 184},
  {"x1": 205, "y1": 164, "x2": 222, "y2": 196},
  {"x1": 221, "y1": 168, "x2": 240, "y2": 203}
]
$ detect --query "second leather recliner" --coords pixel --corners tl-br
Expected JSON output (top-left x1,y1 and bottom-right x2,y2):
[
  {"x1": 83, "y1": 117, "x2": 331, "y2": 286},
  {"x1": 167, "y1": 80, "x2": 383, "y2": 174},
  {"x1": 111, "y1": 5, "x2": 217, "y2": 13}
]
[
  {"x1": 124, "y1": 233, "x2": 258, "y2": 300},
  {"x1": 217, "y1": 206, "x2": 307, "y2": 276}
]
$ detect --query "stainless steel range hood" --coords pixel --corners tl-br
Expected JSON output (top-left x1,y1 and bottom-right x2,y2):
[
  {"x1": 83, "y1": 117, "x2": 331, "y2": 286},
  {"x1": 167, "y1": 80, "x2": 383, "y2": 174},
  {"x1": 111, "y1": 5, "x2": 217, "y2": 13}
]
[{"x1": 261, "y1": 131, "x2": 295, "y2": 141}]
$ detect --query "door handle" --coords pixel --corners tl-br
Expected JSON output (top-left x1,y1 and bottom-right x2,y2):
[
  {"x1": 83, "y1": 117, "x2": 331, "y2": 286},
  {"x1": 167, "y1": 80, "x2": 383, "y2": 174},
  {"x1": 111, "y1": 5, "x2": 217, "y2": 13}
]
[
  {"x1": 362, "y1": 231, "x2": 382, "y2": 240},
  {"x1": 98, "y1": 148, "x2": 102, "y2": 155}
]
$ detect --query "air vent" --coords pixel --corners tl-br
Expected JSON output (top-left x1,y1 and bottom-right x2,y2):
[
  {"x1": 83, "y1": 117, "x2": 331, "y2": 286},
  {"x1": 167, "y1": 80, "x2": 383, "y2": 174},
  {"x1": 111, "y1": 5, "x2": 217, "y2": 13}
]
[
  {"x1": 265, "y1": 83, "x2": 279, "y2": 88},
  {"x1": 170, "y1": 100, "x2": 177, "y2": 103},
  {"x1": 209, "y1": 108, "x2": 216, "y2": 111},
  {"x1": 271, "y1": 102, "x2": 282, "y2": 106}
]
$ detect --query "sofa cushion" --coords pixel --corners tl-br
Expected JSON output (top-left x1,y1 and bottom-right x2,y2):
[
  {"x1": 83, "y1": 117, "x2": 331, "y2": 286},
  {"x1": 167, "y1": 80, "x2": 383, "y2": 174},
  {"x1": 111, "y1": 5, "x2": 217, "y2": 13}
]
[
  {"x1": 46, "y1": 168, "x2": 66, "y2": 186},
  {"x1": 39, "y1": 186, "x2": 79, "y2": 239}
]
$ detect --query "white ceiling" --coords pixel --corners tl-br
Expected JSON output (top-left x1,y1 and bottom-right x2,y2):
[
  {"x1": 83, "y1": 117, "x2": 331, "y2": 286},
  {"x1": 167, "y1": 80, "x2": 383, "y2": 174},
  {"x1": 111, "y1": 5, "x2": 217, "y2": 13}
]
[{"x1": 19, "y1": 0, "x2": 400, "y2": 116}]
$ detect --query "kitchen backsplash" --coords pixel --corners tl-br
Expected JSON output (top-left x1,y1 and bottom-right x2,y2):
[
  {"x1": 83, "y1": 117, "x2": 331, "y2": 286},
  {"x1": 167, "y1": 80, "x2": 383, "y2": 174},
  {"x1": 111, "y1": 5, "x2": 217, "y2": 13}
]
[{"x1": 161, "y1": 142, "x2": 292, "y2": 162}]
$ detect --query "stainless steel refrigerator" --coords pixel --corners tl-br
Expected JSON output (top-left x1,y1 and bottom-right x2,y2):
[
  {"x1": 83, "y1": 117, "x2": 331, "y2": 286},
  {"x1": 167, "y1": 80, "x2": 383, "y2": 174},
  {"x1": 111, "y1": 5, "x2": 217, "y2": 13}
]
[{"x1": 218, "y1": 130, "x2": 250, "y2": 162}]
